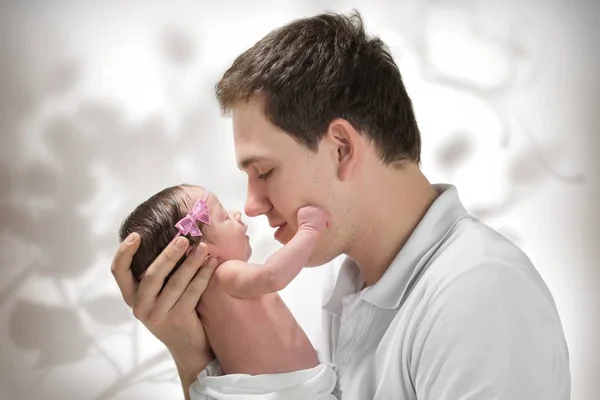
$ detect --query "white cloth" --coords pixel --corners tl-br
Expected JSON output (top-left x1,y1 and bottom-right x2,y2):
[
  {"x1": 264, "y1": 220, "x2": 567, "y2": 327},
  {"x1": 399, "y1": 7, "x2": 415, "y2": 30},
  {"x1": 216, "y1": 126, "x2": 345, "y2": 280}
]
[
  {"x1": 189, "y1": 359, "x2": 337, "y2": 399},
  {"x1": 191, "y1": 184, "x2": 571, "y2": 399}
]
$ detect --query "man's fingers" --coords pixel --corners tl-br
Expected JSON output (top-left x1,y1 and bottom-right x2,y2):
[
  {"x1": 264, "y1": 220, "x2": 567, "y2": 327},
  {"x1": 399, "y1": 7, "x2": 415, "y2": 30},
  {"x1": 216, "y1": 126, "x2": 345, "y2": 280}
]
[
  {"x1": 149, "y1": 243, "x2": 210, "y2": 322},
  {"x1": 176, "y1": 256, "x2": 219, "y2": 312},
  {"x1": 135, "y1": 236, "x2": 190, "y2": 316},
  {"x1": 110, "y1": 233, "x2": 141, "y2": 308}
]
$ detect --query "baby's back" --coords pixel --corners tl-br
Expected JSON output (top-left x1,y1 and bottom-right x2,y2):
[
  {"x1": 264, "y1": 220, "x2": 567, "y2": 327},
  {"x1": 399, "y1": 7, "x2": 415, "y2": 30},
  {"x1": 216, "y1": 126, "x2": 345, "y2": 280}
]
[{"x1": 197, "y1": 261, "x2": 319, "y2": 375}]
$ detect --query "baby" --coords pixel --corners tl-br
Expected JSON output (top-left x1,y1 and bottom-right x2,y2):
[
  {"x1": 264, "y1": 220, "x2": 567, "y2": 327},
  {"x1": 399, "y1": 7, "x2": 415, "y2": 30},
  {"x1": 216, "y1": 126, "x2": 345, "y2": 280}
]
[{"x1": 118, "y1": 183, "x2": 334, "y2": 382}]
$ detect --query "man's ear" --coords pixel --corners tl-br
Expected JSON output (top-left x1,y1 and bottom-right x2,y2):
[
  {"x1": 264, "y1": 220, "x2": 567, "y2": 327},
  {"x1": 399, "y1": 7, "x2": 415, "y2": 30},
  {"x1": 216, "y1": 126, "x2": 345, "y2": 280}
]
[{"x1": 325, "y1": 119, "x2": 361, "y2": 181}]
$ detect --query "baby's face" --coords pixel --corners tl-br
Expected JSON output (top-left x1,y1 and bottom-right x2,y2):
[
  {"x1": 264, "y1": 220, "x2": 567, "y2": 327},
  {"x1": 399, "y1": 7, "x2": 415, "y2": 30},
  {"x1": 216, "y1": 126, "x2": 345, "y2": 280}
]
[{"x1": 186, "y1": 186, "x2": 252, "y2": 262}]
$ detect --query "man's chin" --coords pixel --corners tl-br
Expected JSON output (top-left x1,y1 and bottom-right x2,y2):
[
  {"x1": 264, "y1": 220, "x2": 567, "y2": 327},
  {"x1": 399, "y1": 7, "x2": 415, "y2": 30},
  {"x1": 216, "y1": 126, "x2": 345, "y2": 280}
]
[
  {"x1": 306, "y1": 250, "x2": 338, "y2": 268},
  {"x1": 275, "y1": 228, "x2": 295, "y2": 245}
]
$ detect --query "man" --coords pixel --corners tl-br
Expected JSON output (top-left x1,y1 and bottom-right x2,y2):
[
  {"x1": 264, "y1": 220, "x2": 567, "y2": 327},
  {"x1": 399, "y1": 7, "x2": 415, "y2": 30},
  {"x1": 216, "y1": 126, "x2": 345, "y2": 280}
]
[{"x1": 111, "y1": 11, "x2": 570, "y2": 399}]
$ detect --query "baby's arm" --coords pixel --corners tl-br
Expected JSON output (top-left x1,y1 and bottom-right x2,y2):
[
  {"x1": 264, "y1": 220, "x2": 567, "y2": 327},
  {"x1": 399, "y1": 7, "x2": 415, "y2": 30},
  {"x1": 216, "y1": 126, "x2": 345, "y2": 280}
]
[{"x1": 217, "y1": 206, "x2": 329, "y2": 298}]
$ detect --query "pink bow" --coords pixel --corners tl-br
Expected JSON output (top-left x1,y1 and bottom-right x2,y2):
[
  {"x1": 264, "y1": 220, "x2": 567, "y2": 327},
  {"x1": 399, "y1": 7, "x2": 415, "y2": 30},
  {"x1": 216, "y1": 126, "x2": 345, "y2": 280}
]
[{"x1": 174, "y1": 192, "x2": 211, "y2": 238}]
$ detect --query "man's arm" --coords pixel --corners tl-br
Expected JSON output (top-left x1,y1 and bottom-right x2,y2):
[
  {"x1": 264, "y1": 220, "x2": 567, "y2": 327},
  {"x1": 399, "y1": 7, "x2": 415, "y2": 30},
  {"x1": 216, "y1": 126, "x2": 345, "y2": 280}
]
[
  {"x1": 110, "y1": 235, "x2": 220, "y2": 400},
  {"x1": 218, "y1": 206, "x2": 329, "y2": 298},
  {"x1": 412, "y1": 262, "x2": 570, "y2": 399},
  {"x1": 176, "y1": 351, "x2": 218, "y2": 400},
  {"x1": 177, "y1": 362, "x2": 201, "y2": 400}
]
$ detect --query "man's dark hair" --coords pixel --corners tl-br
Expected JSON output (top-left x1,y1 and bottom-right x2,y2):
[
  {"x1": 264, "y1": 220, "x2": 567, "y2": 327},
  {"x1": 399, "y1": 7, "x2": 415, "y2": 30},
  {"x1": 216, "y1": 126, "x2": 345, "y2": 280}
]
[
  {"x1": 215, "y1": 10, "x2": 421, "y2": 166},
  {"x1": 118, "y1": 184, "x2": 204, "y2": 283}
]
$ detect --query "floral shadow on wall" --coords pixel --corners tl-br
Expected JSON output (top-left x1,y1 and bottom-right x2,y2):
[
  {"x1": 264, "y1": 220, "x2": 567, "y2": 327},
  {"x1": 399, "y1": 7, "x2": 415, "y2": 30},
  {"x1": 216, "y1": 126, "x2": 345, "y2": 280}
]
[{"x1": 0, "y1": 6, "x2": 586, "y2": 399}]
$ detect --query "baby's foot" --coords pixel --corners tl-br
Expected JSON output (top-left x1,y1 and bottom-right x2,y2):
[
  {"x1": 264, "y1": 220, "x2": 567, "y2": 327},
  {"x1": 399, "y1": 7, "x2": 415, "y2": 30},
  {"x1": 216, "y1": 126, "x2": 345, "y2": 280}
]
[{"x1": 297, "y1": 206, "x2": 330, "y2": 233}]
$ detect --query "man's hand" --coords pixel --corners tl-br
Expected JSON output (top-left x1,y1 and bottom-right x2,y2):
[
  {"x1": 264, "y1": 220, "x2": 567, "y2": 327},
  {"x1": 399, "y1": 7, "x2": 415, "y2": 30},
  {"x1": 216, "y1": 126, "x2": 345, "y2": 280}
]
[
  {"x1": 111, "y1": 233, "x2": 218, "y2": 384},
  {"x1": 297, "y1": 206, "x2": 330, "y2": 233}
]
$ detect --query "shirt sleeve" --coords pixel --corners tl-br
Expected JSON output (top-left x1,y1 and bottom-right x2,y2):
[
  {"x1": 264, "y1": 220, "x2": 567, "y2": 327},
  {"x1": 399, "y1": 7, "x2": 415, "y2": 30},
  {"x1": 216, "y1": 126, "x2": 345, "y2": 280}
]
[
  {"x1": 189, "y1": 360, "x2": 338, "y2": 400},
  {"x1": 410, "y1": 262, "x2": 570, "y2": 400}
]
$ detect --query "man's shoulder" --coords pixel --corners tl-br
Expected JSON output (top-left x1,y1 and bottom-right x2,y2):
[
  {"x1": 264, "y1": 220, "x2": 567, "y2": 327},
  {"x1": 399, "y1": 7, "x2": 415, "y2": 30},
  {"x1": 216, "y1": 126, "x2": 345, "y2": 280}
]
[
  {"x1": 404, "y1": 217, "x2": 561, "y2": 333},
  {"x1": 420, "y1": 216, "x2": 543, "y2": 297}
]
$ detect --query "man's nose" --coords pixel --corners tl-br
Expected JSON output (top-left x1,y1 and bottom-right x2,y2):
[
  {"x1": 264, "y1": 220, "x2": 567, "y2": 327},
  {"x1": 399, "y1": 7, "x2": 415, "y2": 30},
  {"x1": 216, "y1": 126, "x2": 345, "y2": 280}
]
[{"x1": 245, "y1": 184, "x2": 272, "y2": 217}]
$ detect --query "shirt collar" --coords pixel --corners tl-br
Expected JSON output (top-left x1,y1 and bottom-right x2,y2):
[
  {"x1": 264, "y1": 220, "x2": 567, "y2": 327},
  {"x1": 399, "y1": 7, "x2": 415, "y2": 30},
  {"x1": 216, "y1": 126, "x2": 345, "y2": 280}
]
[
  {"x1": 323, "y1": 184, "x2": 469, "y2": 315},
  {"x1": 322, "y1": 256, "x2": 364, "y2": 317}
]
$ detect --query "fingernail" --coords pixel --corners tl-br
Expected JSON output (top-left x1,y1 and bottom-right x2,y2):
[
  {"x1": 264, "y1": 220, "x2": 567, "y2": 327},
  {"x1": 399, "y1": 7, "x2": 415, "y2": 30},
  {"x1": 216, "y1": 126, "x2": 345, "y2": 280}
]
[
  {"x1": 125, "y1": 233, "x2": 137, "y2": 244},
  {"x1": 174, "y1": 237, "x2": 186, "y2": 249},
  {"x1": 208, "y1": 257, "x2": 218, "y2": 268}
]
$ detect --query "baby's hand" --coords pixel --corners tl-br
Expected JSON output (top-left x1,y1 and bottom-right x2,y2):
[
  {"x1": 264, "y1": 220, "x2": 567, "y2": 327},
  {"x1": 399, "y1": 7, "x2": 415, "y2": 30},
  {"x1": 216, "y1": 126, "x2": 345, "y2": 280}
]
[{"x1": 297, "y1": 206, "x2": 330, "y2": 233}]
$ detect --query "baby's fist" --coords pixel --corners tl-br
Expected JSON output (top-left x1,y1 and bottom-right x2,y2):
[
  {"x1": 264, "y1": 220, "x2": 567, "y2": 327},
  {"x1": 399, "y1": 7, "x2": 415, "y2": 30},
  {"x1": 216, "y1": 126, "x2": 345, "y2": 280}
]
[{"x1": 297, "y1": 206, "x2": 330, "y2": 233}]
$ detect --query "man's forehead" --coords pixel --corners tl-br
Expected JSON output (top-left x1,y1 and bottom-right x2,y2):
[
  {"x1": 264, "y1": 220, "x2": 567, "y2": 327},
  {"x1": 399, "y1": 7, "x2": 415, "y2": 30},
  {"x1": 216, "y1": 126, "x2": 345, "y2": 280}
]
[
  {"x1": 231, "y1": 103, "x2": 303, "y2": 170},
  {"x1": 232, "y1": 124, "x2": 281, "y2": 170}
]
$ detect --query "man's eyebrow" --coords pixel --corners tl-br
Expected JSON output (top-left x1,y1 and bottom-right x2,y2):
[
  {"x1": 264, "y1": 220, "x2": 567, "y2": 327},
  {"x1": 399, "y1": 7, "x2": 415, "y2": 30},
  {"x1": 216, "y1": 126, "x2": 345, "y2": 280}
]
[{"x1": 237, "y1": 155, "x2": 274, "y2": 170}]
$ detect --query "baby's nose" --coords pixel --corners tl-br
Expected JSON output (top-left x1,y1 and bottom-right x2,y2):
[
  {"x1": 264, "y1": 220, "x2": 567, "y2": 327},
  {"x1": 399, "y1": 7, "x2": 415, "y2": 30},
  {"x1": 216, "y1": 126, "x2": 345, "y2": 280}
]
[
  {"x1": 230, "y1": 210, "x2": 247, "y2": 228},
  {"x1": 231, "y1": 210, "x2": 242, "y2": 221}
]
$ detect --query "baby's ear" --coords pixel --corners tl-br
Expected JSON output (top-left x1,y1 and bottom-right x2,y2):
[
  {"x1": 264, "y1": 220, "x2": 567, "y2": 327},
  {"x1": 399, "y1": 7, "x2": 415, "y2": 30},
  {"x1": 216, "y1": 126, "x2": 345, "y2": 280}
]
[
  {"x1": 185, "y1": 237, "x2": 205, "y2": 255},
  {"x1": 185, "y1": 244, "x2": 195, "y2": 256}
]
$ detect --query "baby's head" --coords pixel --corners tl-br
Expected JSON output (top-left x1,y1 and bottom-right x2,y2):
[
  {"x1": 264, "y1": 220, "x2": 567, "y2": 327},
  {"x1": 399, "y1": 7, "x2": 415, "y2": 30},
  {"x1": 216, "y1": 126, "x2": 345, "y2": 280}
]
[{"x1": 119, "y1": 184, "x2": 251, "y2": 282}]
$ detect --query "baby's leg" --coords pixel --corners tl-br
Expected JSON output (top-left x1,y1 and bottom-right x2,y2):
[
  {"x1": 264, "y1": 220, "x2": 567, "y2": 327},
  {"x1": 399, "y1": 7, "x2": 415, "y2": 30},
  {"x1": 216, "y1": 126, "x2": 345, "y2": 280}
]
[{"x1": 197, "y1": 274, "x2": 319, "y2": 375}]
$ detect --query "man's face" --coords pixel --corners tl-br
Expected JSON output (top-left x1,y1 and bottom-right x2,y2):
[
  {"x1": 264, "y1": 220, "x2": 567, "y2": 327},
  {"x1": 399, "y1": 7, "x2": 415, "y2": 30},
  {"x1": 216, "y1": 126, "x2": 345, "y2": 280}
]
[{"x1": 232, "y1": 99, "x2": 345, "y2": 266}]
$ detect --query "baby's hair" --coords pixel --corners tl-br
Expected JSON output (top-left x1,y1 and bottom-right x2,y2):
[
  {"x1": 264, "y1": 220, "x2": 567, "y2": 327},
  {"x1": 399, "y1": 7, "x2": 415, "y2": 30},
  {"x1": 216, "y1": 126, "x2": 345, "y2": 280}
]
[{"x1": 118, "y1": 184, "x2": 205, "y2": 283}]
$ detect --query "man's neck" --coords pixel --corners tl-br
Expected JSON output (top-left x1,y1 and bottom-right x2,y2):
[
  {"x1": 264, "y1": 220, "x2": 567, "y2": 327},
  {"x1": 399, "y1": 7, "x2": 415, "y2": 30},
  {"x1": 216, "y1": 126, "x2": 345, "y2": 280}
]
[{"x1": 347, "y1": 164, "x2": 439, "y2": 287}]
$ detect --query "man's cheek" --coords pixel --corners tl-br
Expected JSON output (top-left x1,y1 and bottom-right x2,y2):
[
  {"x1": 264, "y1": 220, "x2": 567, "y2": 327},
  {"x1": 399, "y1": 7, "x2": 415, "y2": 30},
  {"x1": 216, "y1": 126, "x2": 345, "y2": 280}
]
[{"x1": 272, "y1": 197, "x2": 296, "y2": 226}]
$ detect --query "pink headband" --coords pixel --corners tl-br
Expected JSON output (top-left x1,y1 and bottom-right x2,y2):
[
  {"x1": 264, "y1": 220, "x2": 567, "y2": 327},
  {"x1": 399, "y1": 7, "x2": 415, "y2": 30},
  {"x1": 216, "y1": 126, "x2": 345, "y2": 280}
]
[{"x1": 173, "y1": 190, "x2": 211, "y2": 240}]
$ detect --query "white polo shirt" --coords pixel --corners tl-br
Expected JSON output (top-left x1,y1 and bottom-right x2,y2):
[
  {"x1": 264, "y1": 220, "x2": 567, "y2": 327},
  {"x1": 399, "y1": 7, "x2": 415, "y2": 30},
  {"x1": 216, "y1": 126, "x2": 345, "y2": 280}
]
[{"x1": 191, "y1": 184, "x2": 571, "y2": 399}]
